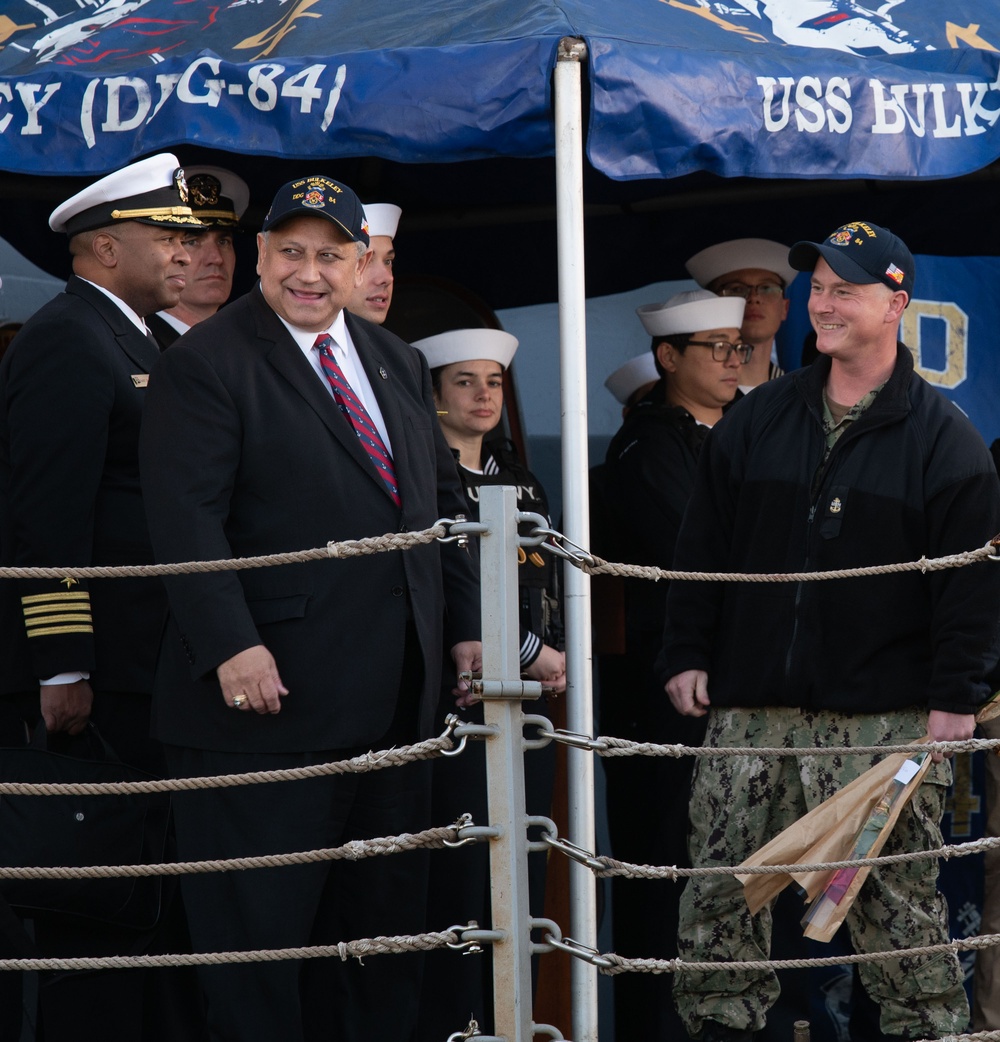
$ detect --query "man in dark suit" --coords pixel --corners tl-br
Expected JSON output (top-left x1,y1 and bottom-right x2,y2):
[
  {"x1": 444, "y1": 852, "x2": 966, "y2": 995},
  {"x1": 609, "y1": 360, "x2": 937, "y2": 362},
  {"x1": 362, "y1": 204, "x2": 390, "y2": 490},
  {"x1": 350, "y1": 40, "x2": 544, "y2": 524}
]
[
  {"x1": 0, "y1": 153, "x2": 205, "y2": 1040},
  {"x1": 138, "y1": 174, "x2": 482, "y2": 1042}
]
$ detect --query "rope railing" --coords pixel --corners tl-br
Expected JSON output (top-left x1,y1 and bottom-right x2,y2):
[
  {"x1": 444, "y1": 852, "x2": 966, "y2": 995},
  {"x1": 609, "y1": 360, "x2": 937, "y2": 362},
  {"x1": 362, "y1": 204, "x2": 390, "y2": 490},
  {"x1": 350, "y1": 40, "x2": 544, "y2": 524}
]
[
  {"x1": 0, "y1": 928, "x2": 470, "y2": 973},
  {"x1": 0, "y1": 820, "x2": 483, "y2": 882},
  {"x1": 594, "y1": 931, "x2": 1000, "y2": 975},
  {"x1": 578, "y1": 537, "x2": 1000, "y2": 583},
  {"x1": 0, "y1": 524, "x2": 450, "y2": 581},
  {"x1": 558, "y1": 733, "x2": 1000, "y2": 759},
  {"x1": 0, "y1": 727, "x2": 463, "y2": 797},
  {"x1": 544, "y1": 830, "x2": 1000, "y2": 881},
  {"x1": 3, "y1": 518, "x2": 998, "y2": 1039},
  {"x1": 1, "y1": 523, "x2": 994, "y2": 586},
  {"x1": 543, "y1": 933, "x2": 1000, "y2": 1038}
]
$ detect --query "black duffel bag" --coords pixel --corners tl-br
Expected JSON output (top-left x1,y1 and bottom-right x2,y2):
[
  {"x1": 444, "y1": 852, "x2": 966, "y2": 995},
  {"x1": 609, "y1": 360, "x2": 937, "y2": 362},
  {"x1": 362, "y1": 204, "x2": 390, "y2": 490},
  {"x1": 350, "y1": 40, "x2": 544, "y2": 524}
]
[{"x1": 0, "y1": 721, "x2": 170, "y2": 930}]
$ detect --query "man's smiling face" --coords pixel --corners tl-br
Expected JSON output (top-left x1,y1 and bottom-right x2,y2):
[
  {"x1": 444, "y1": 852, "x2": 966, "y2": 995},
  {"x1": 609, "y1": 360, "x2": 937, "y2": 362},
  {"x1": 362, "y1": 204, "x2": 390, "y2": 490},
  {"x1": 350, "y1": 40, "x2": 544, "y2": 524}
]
[{"x1": 256, "y1": 215, "x2": 369, "y2": 332}]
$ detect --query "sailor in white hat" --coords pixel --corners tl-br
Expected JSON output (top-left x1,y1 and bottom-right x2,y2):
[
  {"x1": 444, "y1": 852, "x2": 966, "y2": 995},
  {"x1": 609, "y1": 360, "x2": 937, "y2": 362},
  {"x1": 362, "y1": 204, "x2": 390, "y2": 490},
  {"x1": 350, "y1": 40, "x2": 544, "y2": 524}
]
[
  {"x1": 685, "y1": 237, "x2": 795, "y2": 391},
  {"x1": 605, "y1": 352, "x2": 660, "y2": 416},
  {"x1": 633, "y1": 288, "x2": 748, "y2": 425},
  {"x1": 413, "y1": 326, "x2": 516, "y2": 372},
  {"x1": 412, "y1": 327, "x2": 520, "y2": 469},
  {"x1": 147, "y1": 164, "x2": 250, "y2": 348},
  {"x1": 411, "y1": 325, "x2": 565, "y2": 684},
  {"x1": 348, "y1": 202, "x2": 402, "y2": 326},
  {"x1": 599, "y1": 287, "x2": 747, "y2": 1023}
]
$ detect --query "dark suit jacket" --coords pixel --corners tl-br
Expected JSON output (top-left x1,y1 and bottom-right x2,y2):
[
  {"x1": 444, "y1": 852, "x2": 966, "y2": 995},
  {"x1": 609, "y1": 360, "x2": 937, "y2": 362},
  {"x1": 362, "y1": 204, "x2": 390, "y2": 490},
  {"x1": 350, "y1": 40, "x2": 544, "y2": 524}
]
[
  {"x1": 0, "y1": 275, "x2": 167, "y2": 695},
  {"x1": 139, "y1": 287, "x2": 480, "y2": 753}
]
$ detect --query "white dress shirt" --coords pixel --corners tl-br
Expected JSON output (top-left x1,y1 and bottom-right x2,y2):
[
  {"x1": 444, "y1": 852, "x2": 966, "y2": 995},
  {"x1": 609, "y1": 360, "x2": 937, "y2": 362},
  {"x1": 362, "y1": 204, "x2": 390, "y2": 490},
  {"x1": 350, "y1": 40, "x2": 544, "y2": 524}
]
[{"x1": 279, "y1": 309, "x2": 393, "y2": 454}]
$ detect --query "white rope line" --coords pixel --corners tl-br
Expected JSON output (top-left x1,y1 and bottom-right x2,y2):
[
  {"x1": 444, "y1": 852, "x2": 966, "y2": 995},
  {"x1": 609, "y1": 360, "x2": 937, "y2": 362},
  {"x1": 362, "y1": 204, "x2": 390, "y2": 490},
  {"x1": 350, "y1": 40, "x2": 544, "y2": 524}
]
[
  {"x1": 0, "y1": 930, "x2": 464, "y2": 973},
  {"x1": 595, "y1": 735, "x2": 1000, "y2": 759},
  {"x1": 0, "y1": 529, "x2": 994, "y2": 584},
  {"x1": 591, "y1": 834, "x2": 1000, "y2": 881},
  {"x1": 2, "y1": 520, "x2": 996, "y2": 1000},
  {"x1": 0, "y1": 732, "x2": 457, "y2": 796},
  {"x1": 0, "y1": 525, "x2": 448, "y2": 581},
  {"x1": 581, "y1": 538, "x2": 999, "y2": 582},
  {"x1": 598, "y1": 930, "x2": 1000, "y2": 976},
  {"x1": 0, "y1": 823, "x2": 470, "y2": 881}
]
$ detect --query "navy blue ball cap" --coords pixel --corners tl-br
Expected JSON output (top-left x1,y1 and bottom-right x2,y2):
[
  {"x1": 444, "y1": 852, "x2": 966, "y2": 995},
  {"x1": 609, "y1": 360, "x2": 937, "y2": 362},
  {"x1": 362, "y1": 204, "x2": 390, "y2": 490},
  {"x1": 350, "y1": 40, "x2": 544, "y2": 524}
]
[
  {"x1": 789, "y1": 221, "x2": 914, "y2": 299},
  {"x1": 261, "y1": 175, "x2": 370, "y2": 247}
]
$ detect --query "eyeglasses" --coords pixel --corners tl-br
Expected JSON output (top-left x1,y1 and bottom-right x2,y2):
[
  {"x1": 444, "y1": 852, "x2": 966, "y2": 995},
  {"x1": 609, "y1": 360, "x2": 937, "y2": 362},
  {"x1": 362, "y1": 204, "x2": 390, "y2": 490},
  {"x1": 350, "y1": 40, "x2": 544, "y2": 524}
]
[
  {"x1": 686, "y1": 340, "x2": 755, "y2": 364},
  {"x1": 716, "y1": 282, "x2": 784, "y2": 300}
]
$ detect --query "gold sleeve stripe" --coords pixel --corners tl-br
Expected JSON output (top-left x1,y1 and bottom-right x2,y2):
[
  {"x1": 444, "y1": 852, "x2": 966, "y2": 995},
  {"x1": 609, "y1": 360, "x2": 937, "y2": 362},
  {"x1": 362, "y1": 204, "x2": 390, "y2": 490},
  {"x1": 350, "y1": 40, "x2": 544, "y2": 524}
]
[
  {"x1": 26, "y1": 625, "x2": 95, "y2": 638},
  {"x1": 20, "y1": 592, "x2": 91, "y2": 605},
  {"x1": 25, "y1": 613, "x2": 94, "y2": 628},
  {"x1": 22, "y1": 604, "x2": 94, "y2": 618}
]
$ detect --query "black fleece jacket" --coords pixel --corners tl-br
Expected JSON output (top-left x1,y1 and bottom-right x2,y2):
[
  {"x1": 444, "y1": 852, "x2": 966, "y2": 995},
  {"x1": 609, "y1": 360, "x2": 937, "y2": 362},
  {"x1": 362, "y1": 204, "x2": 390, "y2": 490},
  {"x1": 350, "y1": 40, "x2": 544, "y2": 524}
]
[{"x1": 658, "y1": 345, "x2": 1000, "y2": 716}]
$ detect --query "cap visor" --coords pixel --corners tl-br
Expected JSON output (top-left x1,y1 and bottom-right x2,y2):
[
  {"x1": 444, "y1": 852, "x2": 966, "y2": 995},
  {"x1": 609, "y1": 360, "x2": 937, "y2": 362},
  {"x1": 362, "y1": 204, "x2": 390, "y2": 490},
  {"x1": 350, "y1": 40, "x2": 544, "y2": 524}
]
[{"x1": 789, "y1": 241, "x2": 880, "y2": 285}]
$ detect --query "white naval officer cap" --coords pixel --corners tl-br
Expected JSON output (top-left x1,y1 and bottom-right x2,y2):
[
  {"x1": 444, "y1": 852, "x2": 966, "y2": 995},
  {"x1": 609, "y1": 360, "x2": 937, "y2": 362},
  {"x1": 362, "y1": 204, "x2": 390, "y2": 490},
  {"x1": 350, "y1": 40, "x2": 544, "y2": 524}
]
[
  {"x1": 412, "y1": 328, "x2": 518, "y2": 369},
  {"x1": 183, "y1": 165, "x2": 250, "y2": 227},
  {"x1": 604, "y1": 353, "x2": 659, "y2": 404},
  {"x1": 684, "y1": 238, "x2": 797, "y2": 289},
  {"x1": 49, "y1": 153, "x2": 206, "y2": 237},
  {"x1": 635, "y1": 289, "x2": 745, "y2": 338},
  {"x1": 362, "y1": 203, "x2": 402, "y2": 240}
]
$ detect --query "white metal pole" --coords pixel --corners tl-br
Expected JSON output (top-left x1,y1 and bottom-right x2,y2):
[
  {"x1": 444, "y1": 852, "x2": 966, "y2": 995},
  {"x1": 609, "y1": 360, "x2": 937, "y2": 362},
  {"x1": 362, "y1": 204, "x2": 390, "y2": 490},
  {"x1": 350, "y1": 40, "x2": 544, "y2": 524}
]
[
  {"x1": 479, "y1": 485, "x2": 536, "y2": 1042},
  {"x1": 554, "y1": 37, "x2": 598, "y2": 1042}
]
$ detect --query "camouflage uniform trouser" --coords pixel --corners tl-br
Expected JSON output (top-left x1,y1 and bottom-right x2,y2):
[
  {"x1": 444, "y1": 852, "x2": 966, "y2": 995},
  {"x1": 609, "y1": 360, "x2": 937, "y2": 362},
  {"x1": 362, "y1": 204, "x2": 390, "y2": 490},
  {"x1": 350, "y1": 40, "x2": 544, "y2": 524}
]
[{"x1": 674, "y1": 706, "x2": 968, "y2": 1040}]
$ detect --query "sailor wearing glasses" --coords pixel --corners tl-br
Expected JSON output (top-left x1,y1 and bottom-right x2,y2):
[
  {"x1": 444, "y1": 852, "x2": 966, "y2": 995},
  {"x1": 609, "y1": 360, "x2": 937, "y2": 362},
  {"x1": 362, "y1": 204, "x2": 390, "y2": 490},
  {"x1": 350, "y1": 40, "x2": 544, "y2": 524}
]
[
  {"x1": 685, "y1": 237, "x2": 796, "y2": 392},
  {"x1": 599, "y1": 288, "x2": 746, "y2": 1040}
]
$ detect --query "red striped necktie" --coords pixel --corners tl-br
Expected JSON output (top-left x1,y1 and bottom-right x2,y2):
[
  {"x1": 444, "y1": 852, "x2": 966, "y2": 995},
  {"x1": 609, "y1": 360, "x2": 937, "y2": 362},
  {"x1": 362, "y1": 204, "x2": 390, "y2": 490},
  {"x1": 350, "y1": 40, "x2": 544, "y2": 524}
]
[{"x1": 314, "y1": 334, "x2": 401, "y2": 506}]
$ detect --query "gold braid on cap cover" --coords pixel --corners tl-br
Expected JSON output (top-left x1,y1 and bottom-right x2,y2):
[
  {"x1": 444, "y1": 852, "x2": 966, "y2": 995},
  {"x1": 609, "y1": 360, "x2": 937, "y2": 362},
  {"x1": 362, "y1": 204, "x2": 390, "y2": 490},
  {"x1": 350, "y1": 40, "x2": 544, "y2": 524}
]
[{"x1": 110, "y1": 206, "x2": 203, "y2": 224}]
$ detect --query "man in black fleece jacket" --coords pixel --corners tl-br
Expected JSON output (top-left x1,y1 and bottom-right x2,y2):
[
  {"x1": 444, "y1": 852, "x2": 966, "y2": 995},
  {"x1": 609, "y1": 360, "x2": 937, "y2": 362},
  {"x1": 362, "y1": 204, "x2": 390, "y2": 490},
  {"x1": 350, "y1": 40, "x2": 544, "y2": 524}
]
[{"x1": 659, "y1": 221, "x2": 1000, "y2": 1042}]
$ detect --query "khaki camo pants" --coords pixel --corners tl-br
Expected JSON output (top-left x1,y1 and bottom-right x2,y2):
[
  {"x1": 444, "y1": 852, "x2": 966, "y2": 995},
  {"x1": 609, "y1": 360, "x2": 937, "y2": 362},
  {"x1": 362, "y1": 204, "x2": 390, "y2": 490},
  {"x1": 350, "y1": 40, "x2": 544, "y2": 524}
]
[{"x1": 674, "y1": 706, "x2": 968, "y2": 1040}]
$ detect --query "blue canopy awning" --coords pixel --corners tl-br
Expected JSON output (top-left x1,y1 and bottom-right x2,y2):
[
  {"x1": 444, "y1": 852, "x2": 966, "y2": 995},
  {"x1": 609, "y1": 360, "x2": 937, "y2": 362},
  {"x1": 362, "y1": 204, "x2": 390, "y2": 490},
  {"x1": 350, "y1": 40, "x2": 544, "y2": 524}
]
[
  {"x1": 582, "y1": 1, "x2": 1000, "y2": 182},
  {"x1": 0, "y1": 0, "x2": 997, "y2": 182}
]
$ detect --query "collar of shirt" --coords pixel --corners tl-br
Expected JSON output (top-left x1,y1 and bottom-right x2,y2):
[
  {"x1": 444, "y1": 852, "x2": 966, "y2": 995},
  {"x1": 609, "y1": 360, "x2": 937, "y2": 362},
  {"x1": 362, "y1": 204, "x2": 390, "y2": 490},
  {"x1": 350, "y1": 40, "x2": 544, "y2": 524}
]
[
  {"x1": 78, "y1": 277, "x2": 148, "y2": 336},
  {"x1": 278, "y1": 310, "x2": 393, "y2": 454},
  {"x1": 155, "y1": 310, "x2": 190, "y2": 337},
  {"x1": 822, "y1": 383, "x2": 883, "y2": 452}
]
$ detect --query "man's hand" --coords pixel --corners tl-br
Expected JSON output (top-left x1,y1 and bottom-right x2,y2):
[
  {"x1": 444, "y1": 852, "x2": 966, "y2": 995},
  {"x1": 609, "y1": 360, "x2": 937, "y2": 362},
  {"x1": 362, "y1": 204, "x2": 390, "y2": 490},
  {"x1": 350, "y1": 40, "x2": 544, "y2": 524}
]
[
  {"x1": 524, "y1": 644, "x2": 567, "y2": 694},
  {"x1": 217, "y1": 645, "x2": 289, "y2": 714},
  {"x1": 40, "y1": 680, "x2": 93, "y2": 735},
  {"x1": 451, "y1": 640, "x2": 483, "y2": 708},
  {"x1": 927, "y1": 708, "x2": 976, "y2": 764},
  {"x1": 666, "y1": 669, "x2": 710, "y2": 717}
]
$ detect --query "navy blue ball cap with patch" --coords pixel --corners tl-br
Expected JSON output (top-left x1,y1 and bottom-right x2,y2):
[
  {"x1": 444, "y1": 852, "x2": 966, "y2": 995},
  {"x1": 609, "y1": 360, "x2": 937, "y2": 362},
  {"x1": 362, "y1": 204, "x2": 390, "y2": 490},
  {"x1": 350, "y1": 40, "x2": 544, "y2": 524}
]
[
  {"x1": 261, "y1": 175, "x2": 370, "y2": 247},
  {"x1": 789, "y1": 221, "x2": 914, "y2": 300}
]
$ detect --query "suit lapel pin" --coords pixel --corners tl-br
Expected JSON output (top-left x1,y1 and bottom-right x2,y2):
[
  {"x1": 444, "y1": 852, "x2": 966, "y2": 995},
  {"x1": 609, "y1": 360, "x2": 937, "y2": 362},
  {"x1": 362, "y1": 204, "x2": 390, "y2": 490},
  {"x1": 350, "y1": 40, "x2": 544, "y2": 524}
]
[{"x1": 378, "y1": 366, "x2": 388, "y2": 380}]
